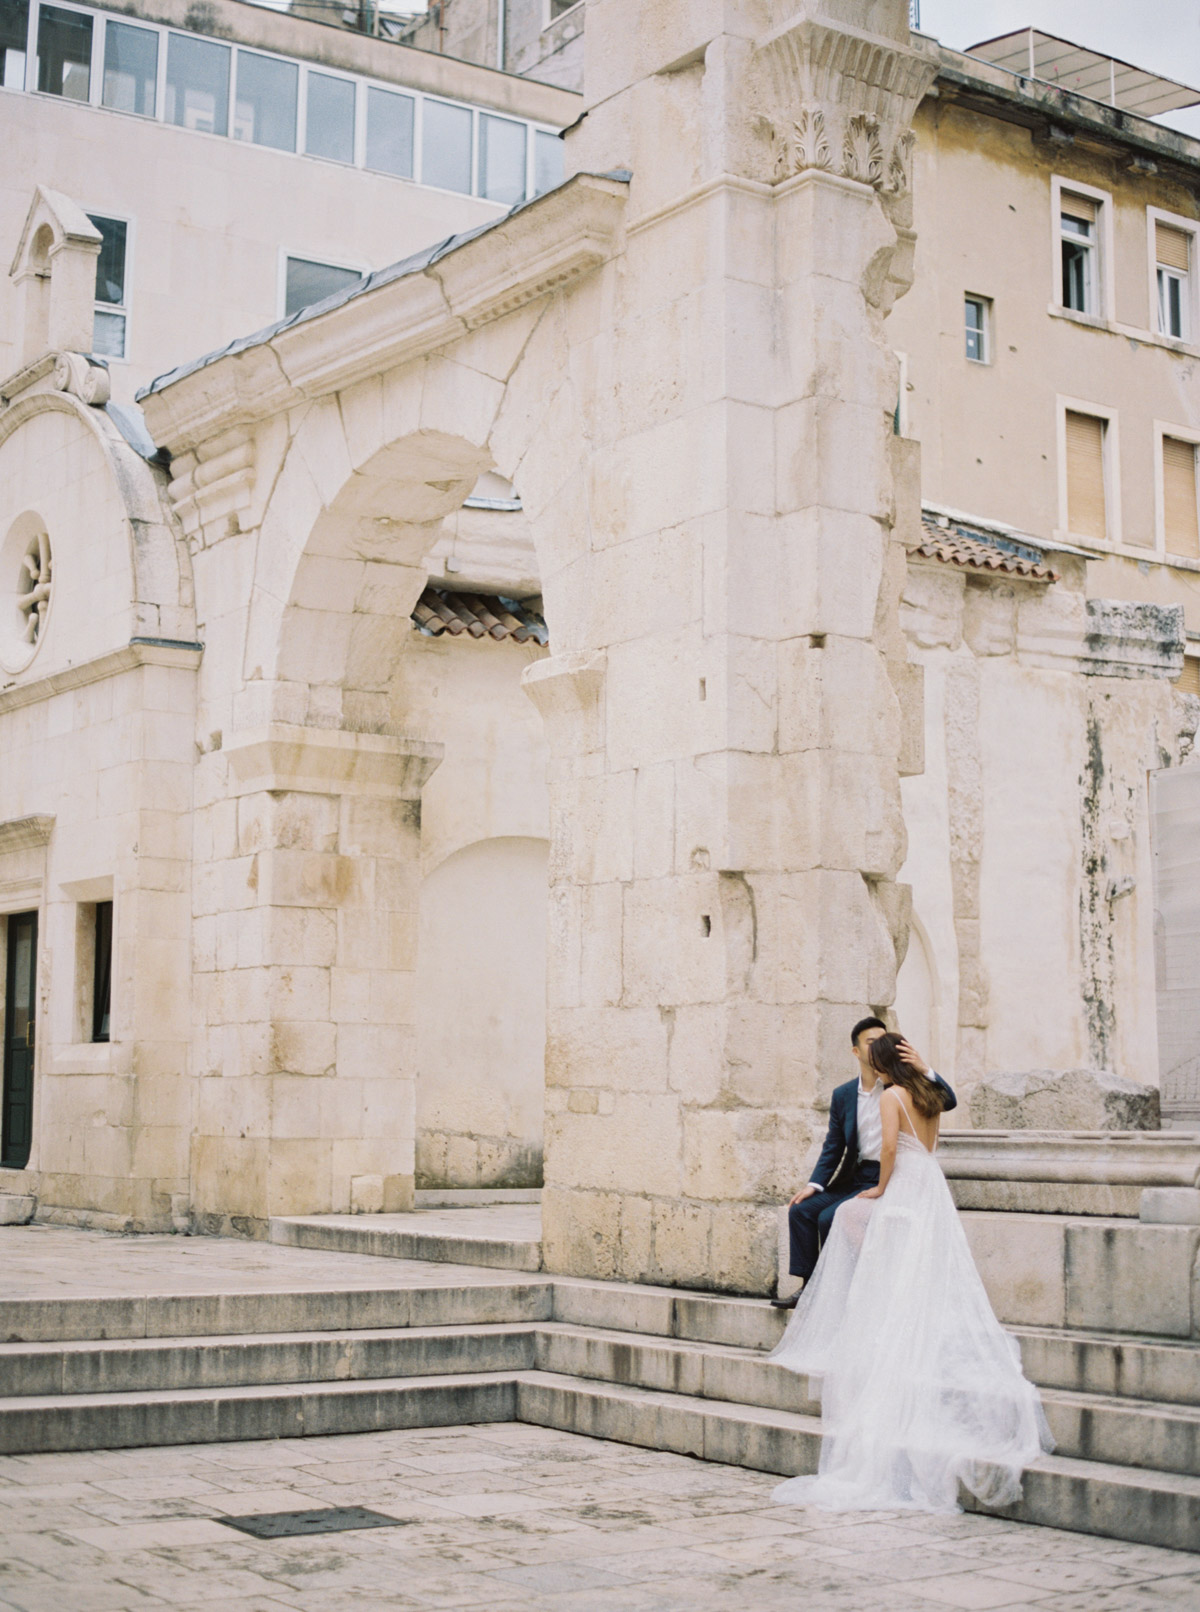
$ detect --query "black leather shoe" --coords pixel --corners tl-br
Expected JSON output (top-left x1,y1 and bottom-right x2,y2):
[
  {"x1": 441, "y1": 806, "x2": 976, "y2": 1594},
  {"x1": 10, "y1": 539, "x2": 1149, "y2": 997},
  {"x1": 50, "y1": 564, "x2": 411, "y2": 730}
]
[{"x1": 770, "y1": 1289, "x2": 802, "y2": 1309}]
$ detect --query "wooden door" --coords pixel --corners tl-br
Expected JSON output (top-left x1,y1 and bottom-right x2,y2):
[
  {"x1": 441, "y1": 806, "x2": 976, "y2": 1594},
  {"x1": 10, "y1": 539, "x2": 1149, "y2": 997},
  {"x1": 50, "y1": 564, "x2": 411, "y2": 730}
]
[{"x1": 2, "y1": 911, "x2": 37, "y2": 1169}]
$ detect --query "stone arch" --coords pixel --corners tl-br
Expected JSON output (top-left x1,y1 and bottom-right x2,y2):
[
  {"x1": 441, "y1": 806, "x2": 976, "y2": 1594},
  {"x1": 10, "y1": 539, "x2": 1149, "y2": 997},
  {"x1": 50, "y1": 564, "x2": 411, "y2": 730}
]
[
  {"x1": 415, "y1": 835, "x2": 550, "y2": 1189},
  {"x1": 242, "y1": 296, "x2": 591, "y2": 730},
  {"x1": 0, "y1": 392, "x2": 194, "y2": 677}
]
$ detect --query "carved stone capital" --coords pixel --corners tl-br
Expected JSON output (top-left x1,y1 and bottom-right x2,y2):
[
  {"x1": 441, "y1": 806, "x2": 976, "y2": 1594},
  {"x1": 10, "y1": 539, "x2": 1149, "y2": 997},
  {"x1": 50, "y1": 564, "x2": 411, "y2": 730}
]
[{"x1": 754, "y1": 16, "x2": 937, "y2": 194}]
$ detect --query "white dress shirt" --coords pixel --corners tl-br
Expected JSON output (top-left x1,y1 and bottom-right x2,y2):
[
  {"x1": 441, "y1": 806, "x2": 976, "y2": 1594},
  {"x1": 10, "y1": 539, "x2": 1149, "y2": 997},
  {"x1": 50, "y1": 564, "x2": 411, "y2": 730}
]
[{"x1": 855, "y1": 1076, "x2": 883, "y2": 1163}]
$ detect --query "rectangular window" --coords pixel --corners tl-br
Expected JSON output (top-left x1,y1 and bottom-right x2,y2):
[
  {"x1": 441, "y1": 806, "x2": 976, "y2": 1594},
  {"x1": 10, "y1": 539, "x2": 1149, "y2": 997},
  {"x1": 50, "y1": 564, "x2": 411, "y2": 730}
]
[
  {"x1": 964, "y1": 295, "x2": 990, "y2": 363},
  {"x1": 0, "y1": 0, "x2": 28, "y2": 91},
  {"x1": 1065, "y1": 409, "x2": 1108, "y2": 541},
  {"x1": 36, "y1": 4, "x2": 91, "y2": 100},
  {"x1": 534, "y1": 128, "x2": 563, "y2": 196},
  {"x1": 305, "y1": 70, "x2": 355, "y2": 164},
  {"x1": 165, "y1": 33, "x2": 229, "y2": 136},
  {"x1": 102, "y1": 20, "x2": 157, "y2": 117},
  {"x1": 365, "y1": 84, "x2": 414, "y2": 178},
  {"x1": 233, "y1": 49, "x2": 297, "y2": 151},
  {"x1": 88, "y1": 213, "x2": 127, "y2": 360},
  {"x1": 284, "y1": 256, "x2": 362, "y2": 318},
  {"x1": 479, "y1": 112, "x2": 526, "y2": 206},
  {"x1": 548, "y1": 0, "x2": 578, "y2": 17},
  {"x1": 422, "y1": 97, "x2": 473, "y2": 195},
  {"x1": 1156, "y1": 222, "x2": 1191, "y2": 341},
  {"x1": 1061, "y1": 193, "x2": 1098, "y2": 315},
  {"x1": 1176, "y1": 654, "x2": 1200, "y2": 696},
  {"x1": 1163, "y1": 435, "x2": 1200, "y2": 559},
  {"x1": 91, "y1": 900, "x2": 112, "y2": 1043}
]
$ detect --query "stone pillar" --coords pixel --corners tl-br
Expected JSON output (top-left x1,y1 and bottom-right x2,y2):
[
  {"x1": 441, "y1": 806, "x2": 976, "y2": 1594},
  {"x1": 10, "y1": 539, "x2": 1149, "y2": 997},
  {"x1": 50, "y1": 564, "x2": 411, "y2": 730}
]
[
  {"x1": 190, "y1": 724, "x2": 440, "y2": 1228},
  {"x1": 528, "y1": 0, "x2": 936, "y2": 1292}
]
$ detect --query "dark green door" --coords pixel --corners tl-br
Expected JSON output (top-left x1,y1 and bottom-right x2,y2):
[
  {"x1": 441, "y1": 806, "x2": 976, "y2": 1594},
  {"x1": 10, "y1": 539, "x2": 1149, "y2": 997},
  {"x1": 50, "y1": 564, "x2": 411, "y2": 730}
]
[{"x1": 2, "y1": 911, "x2": 37, "y2": 1169}]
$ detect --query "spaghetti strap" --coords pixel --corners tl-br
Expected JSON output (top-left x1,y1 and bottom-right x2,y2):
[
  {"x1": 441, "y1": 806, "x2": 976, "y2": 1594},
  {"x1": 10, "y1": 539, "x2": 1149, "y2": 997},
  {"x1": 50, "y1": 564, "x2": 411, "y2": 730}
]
[{"x1": 888, "y1": 1088, "x2": 918, "y2": 1138}]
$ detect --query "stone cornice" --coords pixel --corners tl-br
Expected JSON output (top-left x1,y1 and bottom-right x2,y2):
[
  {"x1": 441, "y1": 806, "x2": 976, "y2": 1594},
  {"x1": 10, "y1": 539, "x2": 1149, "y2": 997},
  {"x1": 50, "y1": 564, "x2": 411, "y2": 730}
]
[
  {"x1": 141, "y1": 173, "x2": 629, "y2": 458},
  {"x1": 0, "y1": 640, "x2": 202, "y2": 716},
  {"x1": 0, "y1": 815, "x2": 55, "y2": 854},
  {"x1": 222, "y1": 723, "x2": 443, "y2": 799}
]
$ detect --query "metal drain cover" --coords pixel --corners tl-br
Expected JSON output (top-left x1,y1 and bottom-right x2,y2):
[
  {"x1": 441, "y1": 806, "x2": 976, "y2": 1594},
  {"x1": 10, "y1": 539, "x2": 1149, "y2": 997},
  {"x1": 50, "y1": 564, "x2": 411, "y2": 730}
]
[{"x1": 219, "y1": 1506, "x2": 408, "y2": 1539}]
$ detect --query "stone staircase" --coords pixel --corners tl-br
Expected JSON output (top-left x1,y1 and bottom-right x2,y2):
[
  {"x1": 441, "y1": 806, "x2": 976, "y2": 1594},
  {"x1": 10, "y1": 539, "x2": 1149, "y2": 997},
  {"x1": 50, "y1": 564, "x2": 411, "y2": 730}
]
[{"x1": 1, "y1": 1217, "x2": 1199, "y2": 1553}]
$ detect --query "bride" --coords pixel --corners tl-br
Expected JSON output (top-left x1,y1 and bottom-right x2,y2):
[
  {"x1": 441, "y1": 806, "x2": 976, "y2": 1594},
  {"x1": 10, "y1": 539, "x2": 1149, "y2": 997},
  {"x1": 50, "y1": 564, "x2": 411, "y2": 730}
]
[{"x1": 770, "y1": 1032, "x2": 1053, "y2": 1515}]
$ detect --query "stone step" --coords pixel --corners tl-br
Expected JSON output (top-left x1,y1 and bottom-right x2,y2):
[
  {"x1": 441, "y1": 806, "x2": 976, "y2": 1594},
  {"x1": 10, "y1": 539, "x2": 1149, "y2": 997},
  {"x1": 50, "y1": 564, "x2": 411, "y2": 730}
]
[
  {"x1": 0, "y1": 1278, "x2": 552, "y2": 1343},
  {"x1": 0, "y1": 1324, "x2": 537, "y2": 1397},
  {"x1": 270, "y1": 1209, "x2": 543, "y2": 1272},
  {"x1": 1040, "y1": 1388, "x2": 1200, "y2": 1479},
  {"x1": 0, "y1": 1371, "x2": 518, "y2": 1455},
  {"x1": 1013, "y1": 1323, "x2": 1200, "y2": 1407},
  {"x1": 518, "y1": 1372, "x2": 1200, "y2": 1555}
]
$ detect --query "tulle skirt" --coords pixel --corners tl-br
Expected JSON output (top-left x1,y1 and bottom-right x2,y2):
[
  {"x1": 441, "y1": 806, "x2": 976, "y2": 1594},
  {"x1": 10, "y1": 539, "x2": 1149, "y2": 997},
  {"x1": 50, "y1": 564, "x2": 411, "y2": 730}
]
[{"x1": 769, "y1": 1133, "x2": 1053, "y2": 1515}]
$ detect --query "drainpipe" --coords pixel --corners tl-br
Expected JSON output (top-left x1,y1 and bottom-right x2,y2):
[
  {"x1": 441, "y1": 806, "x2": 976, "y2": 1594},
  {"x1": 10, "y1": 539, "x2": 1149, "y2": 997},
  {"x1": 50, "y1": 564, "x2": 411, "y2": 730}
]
[{"x1": 496, "y1": 0, "x2": 506, "y2": 70}]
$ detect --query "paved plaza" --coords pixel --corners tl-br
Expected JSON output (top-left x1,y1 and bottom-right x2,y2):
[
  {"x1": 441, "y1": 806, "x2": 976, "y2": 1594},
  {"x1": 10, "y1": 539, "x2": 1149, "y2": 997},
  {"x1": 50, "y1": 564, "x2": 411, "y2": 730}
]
[{"x1": 1, "y1": 1422, "x2": 1198, "y2": 1612}]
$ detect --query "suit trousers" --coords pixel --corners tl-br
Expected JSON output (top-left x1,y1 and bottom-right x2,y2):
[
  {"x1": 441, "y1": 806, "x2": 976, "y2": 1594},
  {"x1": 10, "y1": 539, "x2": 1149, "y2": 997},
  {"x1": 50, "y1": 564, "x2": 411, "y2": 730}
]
[{"x1": 787, "y1": 1160, "x2": 882, "y2": 1280}]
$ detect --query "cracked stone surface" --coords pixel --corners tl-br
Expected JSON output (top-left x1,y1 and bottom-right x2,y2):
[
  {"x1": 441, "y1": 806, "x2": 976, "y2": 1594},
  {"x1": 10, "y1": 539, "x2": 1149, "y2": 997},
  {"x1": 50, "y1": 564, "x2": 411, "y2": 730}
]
[{"x1": 0, "y1": 1425, "x2": 1196, "y2": 1611}]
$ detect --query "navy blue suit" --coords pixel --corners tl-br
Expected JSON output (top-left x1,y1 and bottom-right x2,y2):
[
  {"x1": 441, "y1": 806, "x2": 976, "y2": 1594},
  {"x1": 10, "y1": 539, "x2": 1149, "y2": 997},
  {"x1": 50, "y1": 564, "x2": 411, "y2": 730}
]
[{"x1": 787, "y1": 1072, "x2": 957, "y2": 1280}]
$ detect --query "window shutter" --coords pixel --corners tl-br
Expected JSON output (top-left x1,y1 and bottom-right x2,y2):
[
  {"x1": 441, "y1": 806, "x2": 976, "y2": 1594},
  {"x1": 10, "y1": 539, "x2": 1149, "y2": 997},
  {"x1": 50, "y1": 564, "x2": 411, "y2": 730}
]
[
  {"x1": 1062, "y1": 192, "x2": 1097, "y2": 224},
  {"x1": 1157, "y1": 223, "x2": 1191, "y2": 273},
  {"x1": 1175, "y1": 656, "x2": 1200, "y2": 697},
  {"x1": 1163, "y1": 435, "x2": 1200, "y2": 558},
  {"x1": 1065, "y1": 411, "x2": 1107, "y2": 540}
]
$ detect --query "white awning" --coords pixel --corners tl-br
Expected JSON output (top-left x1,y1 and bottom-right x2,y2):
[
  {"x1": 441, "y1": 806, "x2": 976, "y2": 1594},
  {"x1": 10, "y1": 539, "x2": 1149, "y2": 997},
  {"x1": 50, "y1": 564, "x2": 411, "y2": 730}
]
[{"x1": 966, "y1": 28, "x2": 1200, "y2": 118}]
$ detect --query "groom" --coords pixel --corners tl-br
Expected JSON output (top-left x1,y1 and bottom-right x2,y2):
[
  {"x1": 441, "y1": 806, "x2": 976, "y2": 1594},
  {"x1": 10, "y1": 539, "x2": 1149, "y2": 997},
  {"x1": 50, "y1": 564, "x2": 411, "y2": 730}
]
[{"x1": 772, "y1": 1016, "x2": 957, "y2": 1309}]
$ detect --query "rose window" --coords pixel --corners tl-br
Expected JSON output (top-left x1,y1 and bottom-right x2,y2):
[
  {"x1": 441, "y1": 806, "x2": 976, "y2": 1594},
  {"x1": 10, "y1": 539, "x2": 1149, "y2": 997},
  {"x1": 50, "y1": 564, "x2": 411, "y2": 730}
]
[{"x1": 17, "y1": 529, "x2": 51, "y2": 647}]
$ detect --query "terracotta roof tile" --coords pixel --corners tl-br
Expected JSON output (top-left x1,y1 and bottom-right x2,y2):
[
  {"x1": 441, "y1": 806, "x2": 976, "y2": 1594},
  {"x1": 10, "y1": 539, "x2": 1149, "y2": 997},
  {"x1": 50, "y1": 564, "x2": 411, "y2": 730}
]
[
  {"x1": 912, "y1": 513, "x2": 1058, "y2": 582},
  {"x1": 412, "y1": 587, "x2": 548, "y2": 645}
]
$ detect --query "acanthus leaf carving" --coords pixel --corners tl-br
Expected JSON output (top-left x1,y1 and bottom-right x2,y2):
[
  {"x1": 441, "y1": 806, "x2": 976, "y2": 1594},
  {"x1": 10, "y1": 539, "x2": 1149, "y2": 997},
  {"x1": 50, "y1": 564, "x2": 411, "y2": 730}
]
[
  {"x1": 773, "y1": 105, "x2": 833, "y2": 181},
  {"x1": 843, "y1": 113, "x2": 884, "y2": 188}
]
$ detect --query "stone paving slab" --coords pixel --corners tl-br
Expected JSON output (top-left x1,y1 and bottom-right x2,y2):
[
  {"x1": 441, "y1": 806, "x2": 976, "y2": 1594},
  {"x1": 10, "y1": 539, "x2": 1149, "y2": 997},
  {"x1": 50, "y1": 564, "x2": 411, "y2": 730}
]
[
  {"x1": 1, "y1": 1424, "x2": 1198, "y2": 1611},
  {"x1": 0, "y1": 1225, "x2": 548, "y2": 1299}
]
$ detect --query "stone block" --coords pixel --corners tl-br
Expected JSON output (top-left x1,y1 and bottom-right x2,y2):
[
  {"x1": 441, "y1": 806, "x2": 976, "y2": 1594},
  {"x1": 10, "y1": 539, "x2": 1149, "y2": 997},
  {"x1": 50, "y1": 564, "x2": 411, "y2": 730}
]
[
  {"x1": 970, "y1": 1068, "x2": 1161, "y2": 1131},
  {"x1": 350, "y1": 1173, "x2": 385, "y2": 1213},
  {"x1": 1141, "y1": 1187, "x2": 1200, "y2": 1224}
]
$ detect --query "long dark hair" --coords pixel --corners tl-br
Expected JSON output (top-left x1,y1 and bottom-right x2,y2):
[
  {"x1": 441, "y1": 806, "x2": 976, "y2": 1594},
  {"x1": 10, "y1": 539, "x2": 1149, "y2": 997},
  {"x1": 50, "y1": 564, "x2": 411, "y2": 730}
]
[{"x1": 868, "y1": 1032, "x2": 948, "y2": 1119}]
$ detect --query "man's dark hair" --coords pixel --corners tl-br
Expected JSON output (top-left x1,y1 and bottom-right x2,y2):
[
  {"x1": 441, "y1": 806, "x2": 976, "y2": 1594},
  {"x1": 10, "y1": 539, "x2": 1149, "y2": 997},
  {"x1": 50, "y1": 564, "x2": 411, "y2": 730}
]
[{"x1": 850, "y1": 1015, "x2": 887, "y2": 1046}]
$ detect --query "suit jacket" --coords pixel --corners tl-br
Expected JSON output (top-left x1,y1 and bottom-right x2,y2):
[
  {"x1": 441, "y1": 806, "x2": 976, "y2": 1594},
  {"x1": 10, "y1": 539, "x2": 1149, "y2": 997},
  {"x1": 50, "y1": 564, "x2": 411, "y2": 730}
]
[{"x1": 811, "y1": 1072, "x2": 957, "y2": 1197}]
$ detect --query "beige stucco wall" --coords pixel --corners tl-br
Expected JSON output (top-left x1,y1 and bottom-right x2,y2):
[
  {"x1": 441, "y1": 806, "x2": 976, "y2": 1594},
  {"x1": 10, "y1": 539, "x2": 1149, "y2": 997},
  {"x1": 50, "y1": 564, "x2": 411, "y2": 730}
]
[{"x1": 891, "y1": 97, "x2": 1200, "y2": 636}]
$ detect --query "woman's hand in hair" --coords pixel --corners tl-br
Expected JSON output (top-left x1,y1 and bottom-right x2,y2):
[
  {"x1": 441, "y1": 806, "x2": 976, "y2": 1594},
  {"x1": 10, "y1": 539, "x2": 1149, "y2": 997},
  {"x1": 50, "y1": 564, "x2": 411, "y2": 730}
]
[{"x1": 895, "y1": 1037, "x2": 929, "y2": 1075}]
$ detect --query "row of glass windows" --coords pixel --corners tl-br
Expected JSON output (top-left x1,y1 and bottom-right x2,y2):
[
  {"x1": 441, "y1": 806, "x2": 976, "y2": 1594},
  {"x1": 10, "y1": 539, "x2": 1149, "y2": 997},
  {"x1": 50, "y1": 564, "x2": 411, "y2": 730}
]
[{"x1": 0, "y1": 0, "x2": 564, "y2": 204}]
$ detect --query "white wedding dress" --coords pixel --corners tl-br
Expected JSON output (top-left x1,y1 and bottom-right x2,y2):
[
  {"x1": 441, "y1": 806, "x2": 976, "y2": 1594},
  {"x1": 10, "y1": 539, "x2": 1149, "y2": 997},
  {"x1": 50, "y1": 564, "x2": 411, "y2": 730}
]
[{"x1": 770, "y1": 1108, "x2": 1053, "y2": 1515}]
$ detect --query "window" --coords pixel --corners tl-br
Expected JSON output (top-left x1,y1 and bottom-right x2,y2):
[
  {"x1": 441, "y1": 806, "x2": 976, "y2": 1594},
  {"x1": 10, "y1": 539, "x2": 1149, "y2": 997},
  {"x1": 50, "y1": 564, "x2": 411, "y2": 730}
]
[
  {"x1": 1064, "y1": 409, "x2": 1108, "y2": 541},
  {"x1": 1176, "y1": 652, "x2": 1200, "y2": 696},
  {"x1": 233, "y1": 49, "x2": 297, "y2": 151},
  {"x1": 478, "y1": 113, "x2": 526, "y2": 206},
  {"x1": 36, "y1": 3, "x2": 91, "y2": 100},
  {"x1": 964, "y1": 295, "x2": 990, "y2": 363},
  {"x1": 534, "y1": 128, "x2": 563, "y2": 196},
  {"x1": 1061, "y1": 193, "x2": 1098, "y2": 314},
  {"x1": 1156, "y1": 222, "x2": 1191, "y2": 341},
  {"x1": 102, "y1": 20, "x2": 157, "y2": 117},
  {"x1": 165, "y1": 32, "x2": 229, "y2": 135},
  {"x1": 548, "y1": 0, "x2": 579, "y2": 18},
  {"x1": 1162, "y1": 435, "x2": 1200, "y2": 559},
  {"x1": 305, "y1": 70, "x2": 354, "y2": 164},
  {"x1": 88, "y1": 214, "x2": 127, "y2": 360},
  {"x1": 365, "y1": 85, "x2": 413, "y2": 177},
  {"x1": 0, "y1": 0, "x2": 28, "y2": 90},
  {"x1": 422, "y1": 97, "x2": 473, "y2": 194},
  {"x1": 91, "y1": 900, "x2": 112, "y2": 1043},
  {"x1": 284, "y1": 255, "x2": 362, "y2": 318}
]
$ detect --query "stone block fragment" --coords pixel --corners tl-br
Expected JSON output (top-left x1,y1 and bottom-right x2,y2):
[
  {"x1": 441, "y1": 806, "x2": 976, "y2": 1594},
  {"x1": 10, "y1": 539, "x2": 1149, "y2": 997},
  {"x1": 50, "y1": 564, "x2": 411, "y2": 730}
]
[{"x1": 969, "y1": 1068, "x2": 1161, "y2": 1131}]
